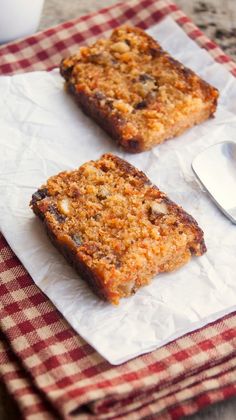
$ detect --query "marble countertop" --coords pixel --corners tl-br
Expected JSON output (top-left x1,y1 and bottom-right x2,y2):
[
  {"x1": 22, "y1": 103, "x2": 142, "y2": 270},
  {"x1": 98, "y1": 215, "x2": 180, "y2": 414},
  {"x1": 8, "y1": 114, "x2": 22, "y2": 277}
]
[{"x1": 1, "y1": 1, "x2": 236, "y2": 419}]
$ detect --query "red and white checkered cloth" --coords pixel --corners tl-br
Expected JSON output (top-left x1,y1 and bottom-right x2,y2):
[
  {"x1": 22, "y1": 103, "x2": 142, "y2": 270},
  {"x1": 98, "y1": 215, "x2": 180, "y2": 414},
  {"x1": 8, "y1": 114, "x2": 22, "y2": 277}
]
[{"x1": 0, "y1": 0, "x2": 235, "y2": 419}]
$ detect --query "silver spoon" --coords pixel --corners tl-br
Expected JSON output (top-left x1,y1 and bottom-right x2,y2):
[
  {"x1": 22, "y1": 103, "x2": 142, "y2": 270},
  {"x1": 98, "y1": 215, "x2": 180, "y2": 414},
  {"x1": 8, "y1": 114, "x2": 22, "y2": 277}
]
[{"x1": 192, "y1": 141, "x2": 236, "y2": 224}]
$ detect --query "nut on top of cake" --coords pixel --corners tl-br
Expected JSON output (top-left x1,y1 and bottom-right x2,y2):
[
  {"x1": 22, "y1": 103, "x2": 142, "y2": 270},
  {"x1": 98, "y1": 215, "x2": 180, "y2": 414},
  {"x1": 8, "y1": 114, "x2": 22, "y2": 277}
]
[
  {"x1": 31, "y1": 154, "x2": 206, "y2": 304},
  {"x1": 60, "y1": 25, "x2": 218, "y2": 152}
]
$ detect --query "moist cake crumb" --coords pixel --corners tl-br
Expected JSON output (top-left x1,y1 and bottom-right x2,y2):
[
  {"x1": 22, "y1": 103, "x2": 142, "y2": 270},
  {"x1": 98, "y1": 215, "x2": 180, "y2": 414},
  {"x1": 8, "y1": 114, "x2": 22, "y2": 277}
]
[
  {"x1": 60, "y1": 25, "x2": 219, "y2": 152},
  {"x1": 30, "y1": 154, "x2": 206, "y2": 304}
]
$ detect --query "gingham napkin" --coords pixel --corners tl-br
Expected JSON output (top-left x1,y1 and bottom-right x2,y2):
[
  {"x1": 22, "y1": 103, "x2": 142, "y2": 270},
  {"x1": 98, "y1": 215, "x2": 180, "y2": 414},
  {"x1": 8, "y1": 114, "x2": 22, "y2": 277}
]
[{"x1": 0, "y1": 1, "x2": 235, "y2": 419}]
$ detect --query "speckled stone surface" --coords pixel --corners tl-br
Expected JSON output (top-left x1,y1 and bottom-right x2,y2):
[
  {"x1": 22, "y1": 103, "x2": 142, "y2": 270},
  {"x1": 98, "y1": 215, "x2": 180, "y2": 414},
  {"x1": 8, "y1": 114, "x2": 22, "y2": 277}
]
[
  {"x1": 1, "y1": 1, "x2": 236, "y2": 419},
  {"x1": 39, "y1": 0, "x2": 236, "y2": 60}
]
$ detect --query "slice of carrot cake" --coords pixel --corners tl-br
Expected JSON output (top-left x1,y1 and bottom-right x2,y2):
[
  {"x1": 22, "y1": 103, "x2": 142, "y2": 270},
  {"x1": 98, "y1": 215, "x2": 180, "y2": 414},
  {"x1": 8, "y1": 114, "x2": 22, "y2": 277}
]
[
  {"x1": 60, "y1": 26, "x2": 218, "y2": 152},
  {"x1": 30, "y1": 154, "x2": 206, "y2": 304}
]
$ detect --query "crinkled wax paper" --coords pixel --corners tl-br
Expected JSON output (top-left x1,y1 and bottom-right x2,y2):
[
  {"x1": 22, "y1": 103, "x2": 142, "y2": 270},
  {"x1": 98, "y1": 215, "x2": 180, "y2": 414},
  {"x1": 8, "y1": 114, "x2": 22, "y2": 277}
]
[{"x1": 0, "y1": 17, "x2": 235, "y2": 364}]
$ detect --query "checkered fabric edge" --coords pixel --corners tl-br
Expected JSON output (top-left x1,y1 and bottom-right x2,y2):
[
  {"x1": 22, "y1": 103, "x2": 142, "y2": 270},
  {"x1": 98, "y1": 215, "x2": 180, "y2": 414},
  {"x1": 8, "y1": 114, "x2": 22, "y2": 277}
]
[
  {"x1": 0, "y1": 333, "x2": 55, "y2": 420},
  {"x1": 0, "y1": 0, "x2": 236, "y2": 419},
  {"x1": 0, "y1": 0, "x2": 236, "y2": 77}
]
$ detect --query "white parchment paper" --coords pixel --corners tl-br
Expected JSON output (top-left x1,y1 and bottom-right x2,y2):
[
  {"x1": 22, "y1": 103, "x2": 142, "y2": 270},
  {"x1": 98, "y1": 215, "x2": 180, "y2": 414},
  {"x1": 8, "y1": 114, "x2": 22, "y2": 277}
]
[{"x1": 0, "y1": 17, "x2": 236, "y2": 364}]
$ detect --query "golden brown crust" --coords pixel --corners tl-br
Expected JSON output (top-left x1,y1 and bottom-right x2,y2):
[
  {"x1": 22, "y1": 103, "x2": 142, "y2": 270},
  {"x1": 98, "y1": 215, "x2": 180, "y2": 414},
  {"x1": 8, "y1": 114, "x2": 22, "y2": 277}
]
[
  {"x1": 30, "y1": 154, "x2": 206, "y2": 304},
  {"x1": 60, "y1": 25, "x2": 219, "y2": 153},
  {"x1": 67, "y1": 83, "x2": 144, "y2": 152},
  {"x1": 45, "y1": 223, "x2": 111, "y2": 301}
]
